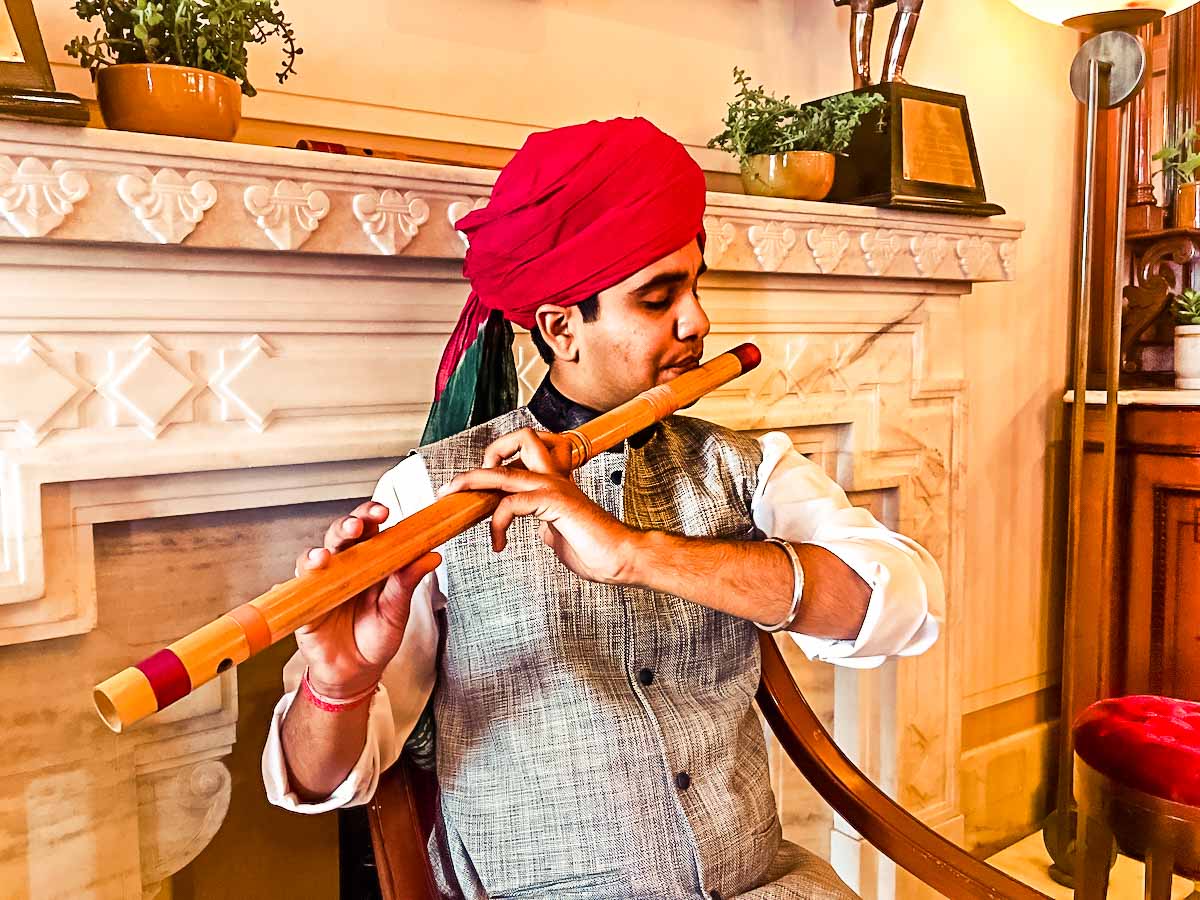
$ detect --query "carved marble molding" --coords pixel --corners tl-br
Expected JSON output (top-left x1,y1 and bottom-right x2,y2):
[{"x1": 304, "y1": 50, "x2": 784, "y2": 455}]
[{"x1": 0, "y1": 122, "x2": 1023, "y2": 279}]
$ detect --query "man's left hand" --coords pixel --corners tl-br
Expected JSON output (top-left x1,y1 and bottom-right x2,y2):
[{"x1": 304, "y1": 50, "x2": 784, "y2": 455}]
[{"x1": 439, "y1": 427, "x2": 640, "y2": 584}]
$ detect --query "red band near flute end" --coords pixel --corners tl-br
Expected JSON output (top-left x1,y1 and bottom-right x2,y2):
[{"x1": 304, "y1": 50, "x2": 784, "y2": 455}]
[
  {"x1": 729, "y1": 343, "x2": 761, "y2": 373},
  {"x1": 136, "y1": 649, "x2": 192, "y2": 711}
]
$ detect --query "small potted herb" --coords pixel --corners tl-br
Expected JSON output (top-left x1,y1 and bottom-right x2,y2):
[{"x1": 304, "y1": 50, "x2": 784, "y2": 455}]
[
  {"x1": 1154, "y1": 126, "x2": 1200, "y2": 229},
  {"x1": 1173, "y1": 288, "x2": 1200, "y2": 389},
  {"x1": 66, "y1": 0, "x2": 302, "y2": 142},
  {"x1": 708, "y1": 68, "x2": 885, "y2": 201}
]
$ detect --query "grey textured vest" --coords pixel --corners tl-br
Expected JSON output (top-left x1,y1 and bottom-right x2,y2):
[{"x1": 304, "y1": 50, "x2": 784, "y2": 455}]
[{"x1": 416, "y1": 399, "x2": 854, "y2": 900}]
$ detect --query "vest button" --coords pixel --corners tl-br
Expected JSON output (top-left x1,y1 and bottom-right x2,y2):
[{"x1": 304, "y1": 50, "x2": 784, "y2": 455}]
[
  {"x1": 675, "y1": 771, "x2": 691, "y2": 791},
  {"x1": 609, "y1": 469, "x2": 623, "y2": 485},
  {"x1": 710, "y1": 892, "x2": 724, "y2": 900},
  {"x1": 637, "y1": 667, "x2": 655, "y2": 686}
]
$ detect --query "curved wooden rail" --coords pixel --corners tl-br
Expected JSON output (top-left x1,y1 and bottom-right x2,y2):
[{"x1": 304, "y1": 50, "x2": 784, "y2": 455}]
[
  {"x1": 367, "y1": 638, "x2": 1050, "y2": 899},
  {"x1": 756, "y1": 633, "x2": 1048, "y2": 899}
]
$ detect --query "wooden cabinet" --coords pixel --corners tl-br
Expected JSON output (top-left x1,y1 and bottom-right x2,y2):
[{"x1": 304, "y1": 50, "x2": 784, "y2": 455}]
[{"x1": 1069, "y1": 402, "x2": 1200, "y2": 729}]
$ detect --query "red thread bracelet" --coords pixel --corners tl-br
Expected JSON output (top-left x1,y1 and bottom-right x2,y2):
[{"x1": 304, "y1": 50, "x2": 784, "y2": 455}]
[{"x1": 300, "y1": 668, "x2": 379, "y2": 713}]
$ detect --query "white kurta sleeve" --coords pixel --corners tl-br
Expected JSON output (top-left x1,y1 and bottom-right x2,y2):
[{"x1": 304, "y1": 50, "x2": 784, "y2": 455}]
[
  {"x1": 751, "y1": 432, "x2": 944, "y2": 668},
  {"x1": 262, "y1": 452, "x2": 446, "y2": 812}
]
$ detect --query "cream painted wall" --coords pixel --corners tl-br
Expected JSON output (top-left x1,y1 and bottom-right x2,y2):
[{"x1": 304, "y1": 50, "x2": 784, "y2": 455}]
[{"x1": 32, "y1": 0, "x2": 1081, "y2": 852}]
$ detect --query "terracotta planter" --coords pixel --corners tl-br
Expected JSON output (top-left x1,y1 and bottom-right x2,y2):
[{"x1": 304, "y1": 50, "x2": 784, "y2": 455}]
[
  {"x1": 97, "y1": 64, "x2": 241, "y2": 142},
  {"x1": 740, "y1": 152, "x2": 836, "y2": 201},
  {"x1": 1177, "y1": 182, "x2": 1200, "y2": 230},
  {"x1": 1176, "y1": 325, "x2": 1200, "y2": 389}
]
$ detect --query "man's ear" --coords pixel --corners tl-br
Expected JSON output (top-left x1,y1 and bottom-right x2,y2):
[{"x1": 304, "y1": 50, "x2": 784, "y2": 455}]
[{"x1": 533, "y1": 304, "x2": 579, "y2": 362}]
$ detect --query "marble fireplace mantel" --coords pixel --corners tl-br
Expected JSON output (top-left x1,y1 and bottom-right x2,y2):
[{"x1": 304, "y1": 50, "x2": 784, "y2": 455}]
[{"x1": 0, "y1": 121, "x2": 1022, "y2": 899}]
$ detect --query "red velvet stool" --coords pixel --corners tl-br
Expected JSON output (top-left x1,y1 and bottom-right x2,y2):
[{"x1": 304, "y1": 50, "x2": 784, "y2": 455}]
[{"x1": 1072, "y1": 695, "x2": 1200, "y2": 899}]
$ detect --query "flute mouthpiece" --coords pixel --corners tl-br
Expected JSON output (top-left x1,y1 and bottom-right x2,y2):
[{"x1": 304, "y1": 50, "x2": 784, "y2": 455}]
[{"x1": 729, "y1": 343, "x2": 761, "y2": 373}]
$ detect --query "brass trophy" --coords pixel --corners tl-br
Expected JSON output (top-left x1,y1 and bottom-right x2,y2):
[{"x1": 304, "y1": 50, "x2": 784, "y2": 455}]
[
  {"x1": 0, "y1": 0, "x2": 87, "y2": 125},
  {"x1": 814, "y1": 0, "x2": 1003, "y2": 216}
]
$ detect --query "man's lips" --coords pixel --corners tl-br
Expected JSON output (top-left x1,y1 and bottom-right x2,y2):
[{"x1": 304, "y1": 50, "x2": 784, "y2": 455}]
[{"x1": 663, "y1": 355, "x2": 701, "y2": 372}]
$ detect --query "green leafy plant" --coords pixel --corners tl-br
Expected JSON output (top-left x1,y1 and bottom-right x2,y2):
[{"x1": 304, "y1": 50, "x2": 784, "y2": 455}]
[
  {"x1": 1154, "y1": 126, "x2": 1200, "y2": 185},
  {"x1": 1174, "y1": 288, "x2": 1200, "y2": 325},
  {"x1": 707, "y1": 67, "x2": 885, "y2": 168},
  {"x1": 65, "y1": 0, "x2": 301, "y2": 97}
]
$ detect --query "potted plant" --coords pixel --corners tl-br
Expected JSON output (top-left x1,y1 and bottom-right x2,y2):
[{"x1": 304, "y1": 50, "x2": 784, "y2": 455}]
[
  {"x1": 1153, "y1": 126, "x2": 1200, "y2": 229},
  {"x1": 1174, "y1": 288, "x2": 1200, "y2": 389},
  {"x1": 708, "y1": 68, "x2": 885, "y2": 201},
  {"x1": 65, "y1": 0, "x2": 302, "y2": 142}
]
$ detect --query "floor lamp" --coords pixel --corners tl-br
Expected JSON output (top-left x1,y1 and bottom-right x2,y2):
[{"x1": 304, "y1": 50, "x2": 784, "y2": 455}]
[{"x1": 1006, "y1": 0, "x2": 1200, "y2": 886}]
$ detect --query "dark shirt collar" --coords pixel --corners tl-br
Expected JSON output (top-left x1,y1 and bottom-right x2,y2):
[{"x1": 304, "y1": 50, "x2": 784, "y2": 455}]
[{"x1": 528, "y1": 377, "x2": 657, "y2": 453}]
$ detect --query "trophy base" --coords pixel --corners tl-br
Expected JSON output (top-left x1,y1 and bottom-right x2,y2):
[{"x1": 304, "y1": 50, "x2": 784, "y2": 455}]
[
  {"x1": 851, "y1": 191, "x2": 1005, "y2": 217},
  {"x1": 806, "y1": 82, "x2": 1004, "y2": 218},
  {"x1": 0, "y1": 88, "x2": 89, "y2": 126}
]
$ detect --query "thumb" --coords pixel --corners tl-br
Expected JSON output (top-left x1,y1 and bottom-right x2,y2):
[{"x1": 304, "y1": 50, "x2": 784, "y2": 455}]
[{"x1": 391, "y1": 551, "x2": 442, "y2": 595}]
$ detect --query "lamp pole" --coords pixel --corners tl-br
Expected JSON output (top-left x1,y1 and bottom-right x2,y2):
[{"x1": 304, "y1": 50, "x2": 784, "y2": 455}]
[{"x1": 1043, "y1": 20, "x2": 1150, "y2": 887}]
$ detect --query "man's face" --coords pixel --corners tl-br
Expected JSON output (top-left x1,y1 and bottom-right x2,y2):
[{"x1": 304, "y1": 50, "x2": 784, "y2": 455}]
[{"x1": 573, "y1": 241, "x2": 710, "y2": 406}]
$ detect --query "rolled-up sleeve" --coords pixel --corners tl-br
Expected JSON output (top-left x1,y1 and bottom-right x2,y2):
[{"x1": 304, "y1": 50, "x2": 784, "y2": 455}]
[
  {"x1": 751, "y1": 432, "x2": 943, "y2": 668},
  {"x1": 261, "y1": 453, "x2": 444, "y2": 812}
]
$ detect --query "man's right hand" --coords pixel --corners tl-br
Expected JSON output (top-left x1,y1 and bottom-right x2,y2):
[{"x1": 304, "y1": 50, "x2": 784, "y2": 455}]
[{"x1": 292, "y1": 501, "x2": 441, "y2": 700}]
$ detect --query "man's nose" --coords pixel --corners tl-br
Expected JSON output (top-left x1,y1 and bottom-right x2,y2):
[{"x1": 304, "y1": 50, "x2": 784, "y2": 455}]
[{"x1": 676, "y1": 292, "x2": 710, "y2": 342}]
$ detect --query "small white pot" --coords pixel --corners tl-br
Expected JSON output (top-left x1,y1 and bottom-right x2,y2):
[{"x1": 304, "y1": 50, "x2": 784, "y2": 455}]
[{"x1": 1175, "y1": 325, "x2": 1200, "y2": 388}]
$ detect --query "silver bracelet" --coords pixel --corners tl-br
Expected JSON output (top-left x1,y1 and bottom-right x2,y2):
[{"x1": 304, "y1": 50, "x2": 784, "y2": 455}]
[{"x1": 753, "y1": 537, "x2": 805, "y2": 633}]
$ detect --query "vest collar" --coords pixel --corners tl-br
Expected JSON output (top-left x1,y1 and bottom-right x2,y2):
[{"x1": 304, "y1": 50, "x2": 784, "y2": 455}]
[{"x1": 528, "y1": 377, "x2": 658, "y2": 453}]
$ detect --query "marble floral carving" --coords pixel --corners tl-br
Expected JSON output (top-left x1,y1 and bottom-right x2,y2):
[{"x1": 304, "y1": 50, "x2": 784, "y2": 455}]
[
  {"x1": 702, "y1": 215, "x2": 737, "y2": 267},
  {"x1": 243, "y1": 179, "x2": 330, "y2": 250},
  {"x1": 352, "y1": 189, "x2": 430, "y2": 255},
  {"x1": 748, "y1": 221, "x2": 798, "y2": 272},
  {"x1": 860, "y1": 229, "x2": 904, "y2": 276},
  {"x1": 0, "y1": 156, "x2": 90, "y2": 238},
  {"x1": 117, "y1": 169, "x2": 218, "y2": 244},
  {"x1": 447, "y1": 197, "x2": 489, "y2": 248},
  {"x1": 806, "y1": 225, "x2": 851, "y2": 275}
]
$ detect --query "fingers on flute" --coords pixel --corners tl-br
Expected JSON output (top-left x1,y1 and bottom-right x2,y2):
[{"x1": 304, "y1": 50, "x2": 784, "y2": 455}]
[
  {"x1": 490, "y1": 492, "x2": 546, "y2": 552},
  {"x1": 482, "y1": 427, "x2": 554, "y2": 472},
  {"x1": 324, "y1": 502, "x2": 388, "y2": 552},
  {"x1": 295, "y1": 546, "x2": 328, "y2": 577},
  {"x1": 441, "y1": 466, "x2": 548, "y2": 498}
]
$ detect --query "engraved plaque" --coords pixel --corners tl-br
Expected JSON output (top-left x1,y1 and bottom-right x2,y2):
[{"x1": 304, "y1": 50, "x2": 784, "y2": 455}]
[{"x1": 901, "y1": 98, "x2": 977, "y2": 189}]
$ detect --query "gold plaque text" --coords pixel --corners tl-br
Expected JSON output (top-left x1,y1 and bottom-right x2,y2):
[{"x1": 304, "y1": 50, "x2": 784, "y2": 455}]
[{"x1": 901, "y1": 98, "x2": 976, "y2": 189}]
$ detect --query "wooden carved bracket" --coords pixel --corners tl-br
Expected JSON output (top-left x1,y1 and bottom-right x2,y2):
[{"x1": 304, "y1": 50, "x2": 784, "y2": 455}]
[{"x1": 1122, "y1": 231, "x2": 1200, "y2": 376}]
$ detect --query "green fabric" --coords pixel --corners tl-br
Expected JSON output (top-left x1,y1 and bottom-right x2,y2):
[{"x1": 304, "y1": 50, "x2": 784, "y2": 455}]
[
  {"x1": 408, "y1": 310, "x2": 519, "y2": 770},
  {"x1": 420, "y1": 310, "x2": 518, "y2": 445}
]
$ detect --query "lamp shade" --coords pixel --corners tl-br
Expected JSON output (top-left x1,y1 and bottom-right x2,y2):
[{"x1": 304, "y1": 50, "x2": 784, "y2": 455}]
[{"x1": 1008, "y1": 0, "x2": 1199, "y2": 24}]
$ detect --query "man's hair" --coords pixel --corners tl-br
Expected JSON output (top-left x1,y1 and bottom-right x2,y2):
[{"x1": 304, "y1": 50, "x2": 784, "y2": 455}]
[{"x1": 529, "y1": 294, "x2": 600, "y2": 363}]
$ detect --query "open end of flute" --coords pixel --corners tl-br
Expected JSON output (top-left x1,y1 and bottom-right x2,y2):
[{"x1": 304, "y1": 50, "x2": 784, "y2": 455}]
[{"x1": 94, "y1": 688, "x2": 125, "y2": 734}]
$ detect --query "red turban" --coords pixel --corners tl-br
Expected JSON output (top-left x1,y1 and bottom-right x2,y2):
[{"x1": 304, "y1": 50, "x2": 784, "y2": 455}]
[{"x1": 422, "y1": 117, "x2": 707, "y2": 443}]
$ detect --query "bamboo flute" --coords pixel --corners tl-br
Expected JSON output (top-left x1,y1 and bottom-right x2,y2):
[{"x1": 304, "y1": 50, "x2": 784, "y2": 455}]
[{"x1": 94, "y1": 343, "x2": 762, "y2": 733}]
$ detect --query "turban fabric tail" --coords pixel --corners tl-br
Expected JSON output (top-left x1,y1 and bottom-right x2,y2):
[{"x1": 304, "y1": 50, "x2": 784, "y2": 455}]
[{"x1": 419, "y1": 116, "x2": 708, "y2": 446}]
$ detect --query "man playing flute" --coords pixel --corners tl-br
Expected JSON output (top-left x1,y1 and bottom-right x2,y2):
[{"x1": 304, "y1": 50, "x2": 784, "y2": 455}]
[{"x1": 262, "y1": 117, "x2": 942, "y2": 900}]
